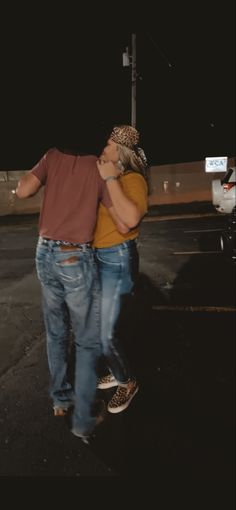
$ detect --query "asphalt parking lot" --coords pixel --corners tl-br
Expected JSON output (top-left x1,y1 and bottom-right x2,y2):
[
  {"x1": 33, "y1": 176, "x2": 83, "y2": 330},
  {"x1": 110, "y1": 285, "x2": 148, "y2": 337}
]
[{"x1": 0, "y1": 206, "x2": 235, "y2": 495}]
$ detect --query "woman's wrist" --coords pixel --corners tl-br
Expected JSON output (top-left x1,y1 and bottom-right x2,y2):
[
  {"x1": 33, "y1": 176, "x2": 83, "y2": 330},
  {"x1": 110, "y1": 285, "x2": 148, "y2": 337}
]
[{"x1": 103, "y1": 175, "x2": 118, "y2": 182}]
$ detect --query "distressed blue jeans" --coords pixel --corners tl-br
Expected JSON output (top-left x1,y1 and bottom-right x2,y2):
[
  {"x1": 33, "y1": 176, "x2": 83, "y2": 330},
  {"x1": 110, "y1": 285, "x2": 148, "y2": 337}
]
[
  {"x1": 95, "y1": 239, "x2": 139, "y2": 384},
  {"x1": 35, "y1": 237, "x2": 101, "y2": 436}
]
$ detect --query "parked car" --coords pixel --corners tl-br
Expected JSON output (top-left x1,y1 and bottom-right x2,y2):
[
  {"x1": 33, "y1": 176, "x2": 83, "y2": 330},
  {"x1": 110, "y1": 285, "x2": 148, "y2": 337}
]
[
  {"x1": 212, "y1": 166, "x2": 236, "y2": 214},
  {"x1": 220, "y1": 206, "x2": 236, "y2": 264},
  {"x1": 212, "y1": 166, "x2": 236, "y2": 263}
]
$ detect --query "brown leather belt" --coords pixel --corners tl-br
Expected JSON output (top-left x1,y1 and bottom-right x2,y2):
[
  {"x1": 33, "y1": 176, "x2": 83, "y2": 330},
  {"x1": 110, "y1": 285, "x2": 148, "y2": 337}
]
[{"x1": 59, "y1": 244, "x2": 84, "y2": 251}]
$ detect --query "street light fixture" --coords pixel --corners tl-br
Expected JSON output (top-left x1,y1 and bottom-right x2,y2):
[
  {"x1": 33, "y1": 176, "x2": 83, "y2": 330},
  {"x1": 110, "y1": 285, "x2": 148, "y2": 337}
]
[{"x1": 122, "y1": 34, "x2": 136, "y2": 128}]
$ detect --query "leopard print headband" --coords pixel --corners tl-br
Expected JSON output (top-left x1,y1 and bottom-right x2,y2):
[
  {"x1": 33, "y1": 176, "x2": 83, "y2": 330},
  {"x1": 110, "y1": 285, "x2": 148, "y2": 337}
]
[
  {"x1": 110, "y1": 125, "x2": 140, "y2": 148},
  {"x1": 110, "y1": 125, "x2": 148, "y2": 168}
]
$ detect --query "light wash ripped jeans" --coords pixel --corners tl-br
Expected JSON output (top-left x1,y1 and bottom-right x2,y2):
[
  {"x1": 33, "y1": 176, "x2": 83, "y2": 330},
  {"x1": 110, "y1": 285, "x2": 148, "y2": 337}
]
[
  {"x1": 35, "y1": 236, "x2": 101, "y2": 436},
  {"x1": 95, "y1": 239, "x2": 139, "y2": 384}
]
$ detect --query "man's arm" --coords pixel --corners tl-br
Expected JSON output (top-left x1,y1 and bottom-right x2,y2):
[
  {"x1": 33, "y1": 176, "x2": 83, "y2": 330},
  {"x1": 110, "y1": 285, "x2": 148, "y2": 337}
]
[{"x1": 16, "y1": 173, "x2": 42, "y2": 199}]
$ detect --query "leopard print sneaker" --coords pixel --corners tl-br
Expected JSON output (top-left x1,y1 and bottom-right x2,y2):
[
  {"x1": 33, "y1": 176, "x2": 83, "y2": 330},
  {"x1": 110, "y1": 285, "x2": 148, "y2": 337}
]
[
  {"x1": 97, "y1": 373, "x2": 118, "y2": 389},
  {"x1": 107, "y1": 379, "x2": 139, "y2": 413}
]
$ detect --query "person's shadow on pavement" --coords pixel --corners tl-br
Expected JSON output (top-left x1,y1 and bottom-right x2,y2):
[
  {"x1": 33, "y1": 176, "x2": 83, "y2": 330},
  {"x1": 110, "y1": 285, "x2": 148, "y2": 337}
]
[{"x1": 88, "y1": 272, "x2": 193, "y2": 480}]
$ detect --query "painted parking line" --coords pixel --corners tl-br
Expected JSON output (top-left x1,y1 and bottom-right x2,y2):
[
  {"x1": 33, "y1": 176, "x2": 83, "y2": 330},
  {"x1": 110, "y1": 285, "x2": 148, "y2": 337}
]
[
  {"x1": 143, "y1": 212, "x2": 220, "y2": 222},
  {"x1": 184, "y1": 228, "x2": 223, "y2": 233},
  {"x1": 152, "y1": 305, "x2": 236, "y2": 312},
  {"x1": 173, "y1": 251, "x2": 221, "y2": 255}
]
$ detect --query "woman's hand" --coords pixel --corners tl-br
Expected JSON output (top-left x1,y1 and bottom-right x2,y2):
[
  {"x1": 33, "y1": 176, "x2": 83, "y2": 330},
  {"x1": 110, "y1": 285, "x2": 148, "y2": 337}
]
[
  {"x1": 97, "y1": 158, "x2": 142, "y2": 229},
  {"x1": 97, "y1": 159, "x2": 120, "y2": 180}
]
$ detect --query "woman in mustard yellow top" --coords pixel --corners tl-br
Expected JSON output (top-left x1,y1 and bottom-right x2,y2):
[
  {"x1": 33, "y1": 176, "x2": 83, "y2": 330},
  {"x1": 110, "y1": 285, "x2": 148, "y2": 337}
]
[{"x1": 94, "y1": 125, "x2": 148, "y2": 414}]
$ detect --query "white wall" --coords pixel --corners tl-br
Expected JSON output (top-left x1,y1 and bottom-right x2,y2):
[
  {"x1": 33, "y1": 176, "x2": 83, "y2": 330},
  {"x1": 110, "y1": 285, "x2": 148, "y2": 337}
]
[{"x1": 0, "y1": 158, "x2": 235, "y2": 215}]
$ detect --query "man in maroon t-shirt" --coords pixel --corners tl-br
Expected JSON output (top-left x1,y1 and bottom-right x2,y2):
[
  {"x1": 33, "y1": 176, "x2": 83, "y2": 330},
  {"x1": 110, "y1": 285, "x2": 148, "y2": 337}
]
[{"x1": 16, "y1": 147, "x2": 112, "y2": 441}]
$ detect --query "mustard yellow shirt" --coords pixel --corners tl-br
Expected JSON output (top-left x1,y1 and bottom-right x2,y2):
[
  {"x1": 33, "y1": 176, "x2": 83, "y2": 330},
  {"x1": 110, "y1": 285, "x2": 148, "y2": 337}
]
[{"x1": 93, "y1": 172, "x2": 148, "y2": 248}]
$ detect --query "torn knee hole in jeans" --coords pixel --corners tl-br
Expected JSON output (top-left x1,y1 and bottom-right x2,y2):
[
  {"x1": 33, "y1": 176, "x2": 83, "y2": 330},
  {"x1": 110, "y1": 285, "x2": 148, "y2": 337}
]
[{"x1": 59, "y1": 256, "x2": 80, "y2": 265}]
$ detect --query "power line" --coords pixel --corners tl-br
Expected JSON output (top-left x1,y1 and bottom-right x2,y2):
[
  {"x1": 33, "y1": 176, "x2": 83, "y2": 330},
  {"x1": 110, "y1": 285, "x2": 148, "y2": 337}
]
[{"x1": 145, "y1": 32, "x2": 173, "y2": 68}]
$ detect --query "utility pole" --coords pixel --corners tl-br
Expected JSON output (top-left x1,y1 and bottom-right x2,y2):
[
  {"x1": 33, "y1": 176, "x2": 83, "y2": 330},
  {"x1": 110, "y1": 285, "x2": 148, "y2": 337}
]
[
  {"x1": 131, "y1": 34, "x2": 137, "y2": 128},
  {"x1": 122, "y1": 33, "x2": 137, "y2": 128}
]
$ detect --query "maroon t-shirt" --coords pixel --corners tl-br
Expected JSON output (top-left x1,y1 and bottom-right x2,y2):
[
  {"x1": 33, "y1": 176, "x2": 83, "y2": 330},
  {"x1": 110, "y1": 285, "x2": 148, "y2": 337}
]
[{"x1": 31, "y1": 148, "x2": 111, "y2": 244}]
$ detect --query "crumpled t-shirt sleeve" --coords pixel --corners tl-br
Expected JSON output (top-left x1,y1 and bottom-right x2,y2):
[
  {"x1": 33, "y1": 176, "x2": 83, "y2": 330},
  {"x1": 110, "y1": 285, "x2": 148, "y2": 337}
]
[{"x1": 31, "y1": 150, "x2": 51, "y2": 185}]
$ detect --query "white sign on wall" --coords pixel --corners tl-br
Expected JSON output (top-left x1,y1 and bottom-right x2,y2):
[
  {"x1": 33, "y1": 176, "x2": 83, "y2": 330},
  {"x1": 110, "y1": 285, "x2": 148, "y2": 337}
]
[{"x1": 205, "y1": 156, "x2": 228, "y2": 173}]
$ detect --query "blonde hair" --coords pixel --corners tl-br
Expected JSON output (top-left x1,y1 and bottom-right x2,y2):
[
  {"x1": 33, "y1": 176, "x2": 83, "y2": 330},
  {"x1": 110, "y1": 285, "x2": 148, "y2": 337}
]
[{"x1": 117, "y1": 144, "x2": 147, "y2": 177}]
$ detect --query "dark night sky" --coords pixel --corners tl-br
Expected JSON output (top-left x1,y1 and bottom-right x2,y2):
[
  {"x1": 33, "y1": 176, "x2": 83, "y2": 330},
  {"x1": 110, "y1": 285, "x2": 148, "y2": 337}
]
[{"x1": 0, "y1": 1, "x2": 235, "y2": 168}]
